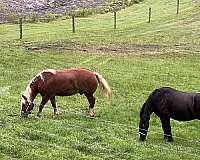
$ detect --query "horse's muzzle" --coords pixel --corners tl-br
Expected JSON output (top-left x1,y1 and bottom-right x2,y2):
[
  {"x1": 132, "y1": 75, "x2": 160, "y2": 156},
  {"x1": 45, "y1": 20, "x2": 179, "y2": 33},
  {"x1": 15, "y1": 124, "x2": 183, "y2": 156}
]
[{"x1": 21, "y1": 112, "x2": 30, "y2": 118}]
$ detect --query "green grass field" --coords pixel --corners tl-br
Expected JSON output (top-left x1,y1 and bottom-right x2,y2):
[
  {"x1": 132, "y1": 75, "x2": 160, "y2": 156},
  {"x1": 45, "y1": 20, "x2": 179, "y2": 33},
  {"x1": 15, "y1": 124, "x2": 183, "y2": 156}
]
[{"x1": 0, "y1": 0, "x2": 200, "y2": 159}]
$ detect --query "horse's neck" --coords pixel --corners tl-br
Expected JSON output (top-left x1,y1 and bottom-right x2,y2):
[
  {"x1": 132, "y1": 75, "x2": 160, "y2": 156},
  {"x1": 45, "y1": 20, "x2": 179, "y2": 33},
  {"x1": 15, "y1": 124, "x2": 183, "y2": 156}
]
[
  {"x1": 25, "y1": 74, "x2": 42, "y2": 102},
  {"x1": 24, "y1": 83, "x2": 38, "y2": 102}
]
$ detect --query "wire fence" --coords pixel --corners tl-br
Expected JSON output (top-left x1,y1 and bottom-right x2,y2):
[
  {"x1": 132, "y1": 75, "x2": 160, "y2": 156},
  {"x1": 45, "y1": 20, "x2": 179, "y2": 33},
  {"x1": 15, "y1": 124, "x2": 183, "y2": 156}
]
[{"x1": 0, "y1": 0, "x2": 194, "y2": 41}]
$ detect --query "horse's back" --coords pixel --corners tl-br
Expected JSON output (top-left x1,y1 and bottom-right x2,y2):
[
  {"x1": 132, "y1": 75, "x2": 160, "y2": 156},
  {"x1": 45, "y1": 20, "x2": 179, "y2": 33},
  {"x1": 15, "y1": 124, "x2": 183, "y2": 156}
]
[
  {"x1": 40, "y1": 68, "x2": 98, "y2": 96},
  {"x1": 152, "y1": 87, "x2": 198, "y2": 120},
  {"x1": 58, "y1": 68, "x2": 97, "y2": 86}
]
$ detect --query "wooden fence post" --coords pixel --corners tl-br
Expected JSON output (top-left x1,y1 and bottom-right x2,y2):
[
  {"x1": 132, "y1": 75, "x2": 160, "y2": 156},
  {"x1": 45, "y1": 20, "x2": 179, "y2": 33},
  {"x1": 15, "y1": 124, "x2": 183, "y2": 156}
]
[
  {"x1": 177, "y1": 0, "x2": 180, "y2": 14},
  {"x1": 19, "y1": 18, "x2": 23, "y2": 39},
  {"x1": 72, "y1": 15, "x2": 75, "y2": 33},
  {"x1": 148, "y1": 7, "x2": 151, "y2": 23},
  {"x1": 114, "y1": 11, "x2": 117, "y2": 29}
]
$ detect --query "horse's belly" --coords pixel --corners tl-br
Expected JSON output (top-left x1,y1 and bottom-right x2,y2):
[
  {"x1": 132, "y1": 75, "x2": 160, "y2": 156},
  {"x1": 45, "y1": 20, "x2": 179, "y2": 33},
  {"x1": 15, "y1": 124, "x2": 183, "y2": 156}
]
[
  {"x1": 168, "y1": 101, "x2": 197, "y2": 121},
  {"x1": 170, "y1": 114, "x2": 195, "y2": 121},
  {"x1": 170, "y1": 109, "x2": 196, "y2": 121},
  {"x1": 56, "y1": 89, "x2": 79, "y2": 96}
]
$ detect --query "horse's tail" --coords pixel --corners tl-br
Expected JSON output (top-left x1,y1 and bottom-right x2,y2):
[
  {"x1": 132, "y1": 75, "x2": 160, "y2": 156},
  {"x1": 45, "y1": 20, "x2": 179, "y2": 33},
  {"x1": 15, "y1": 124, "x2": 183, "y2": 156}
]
[
  {"x1": 95, "y1": 72, "x2": 112, "y2": 99},
  {"x1": 139, "y1": 89, "x2": 158, "y2": 141}
]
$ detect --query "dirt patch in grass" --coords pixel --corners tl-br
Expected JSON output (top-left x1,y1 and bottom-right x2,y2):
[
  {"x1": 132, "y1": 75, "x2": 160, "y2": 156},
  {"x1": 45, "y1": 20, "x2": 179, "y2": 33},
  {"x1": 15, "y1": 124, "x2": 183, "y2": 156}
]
[{"x1": 25, "y1": 41, "x2": 190, "y2": 56}]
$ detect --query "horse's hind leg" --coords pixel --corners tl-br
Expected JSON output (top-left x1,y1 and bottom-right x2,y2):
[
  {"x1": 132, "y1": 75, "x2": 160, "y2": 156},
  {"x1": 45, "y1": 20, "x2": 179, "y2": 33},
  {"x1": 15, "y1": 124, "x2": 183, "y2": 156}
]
[
  {"x1": 160, "y1": 116, "x2": 173, "y2": 142},
  {"x1": 84, "y1": 93, "x2": 96, "y2": 117},
  {"x1": 50, "y1": 96, "x2": 59, "y2": 116},
  {"x1": 37, "y1": 97, "x2": 49, "y2": 118}
]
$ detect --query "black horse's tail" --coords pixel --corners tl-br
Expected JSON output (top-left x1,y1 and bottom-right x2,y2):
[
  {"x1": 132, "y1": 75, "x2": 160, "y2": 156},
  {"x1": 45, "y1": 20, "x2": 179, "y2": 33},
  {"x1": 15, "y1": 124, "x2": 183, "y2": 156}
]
[{"x1": 139, "y1": 89, "x2": 158, "y2": 141}]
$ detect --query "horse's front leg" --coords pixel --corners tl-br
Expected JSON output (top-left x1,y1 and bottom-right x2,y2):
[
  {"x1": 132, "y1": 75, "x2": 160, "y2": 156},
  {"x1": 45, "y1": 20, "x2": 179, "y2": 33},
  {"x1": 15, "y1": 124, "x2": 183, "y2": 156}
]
[
  {"x1": 160, "y1": 116, "x2": 173, "y2": 142},
  {"x1": 37, "y1": 97, "x2": 49, "y2": 118},
  {"x1": 50, "y1": 96, "x2": 59, "y2": 116},
  {"x1": 139, "y1": 117, "x2": 150, "y2": 142},
  {"x1": 139, "y1": 103, "x2": 153, "y2": 142},
  {"x1": 84, "y1": 93, "x2": 96, "y2": 117}
]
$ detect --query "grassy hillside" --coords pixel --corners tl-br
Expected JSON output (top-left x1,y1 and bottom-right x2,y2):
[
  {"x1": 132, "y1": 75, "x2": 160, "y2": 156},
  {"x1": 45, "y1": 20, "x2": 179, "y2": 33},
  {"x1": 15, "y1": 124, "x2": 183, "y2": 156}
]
[{"x1": 0, "y1": 0, "x2": 200, "y2": 159}]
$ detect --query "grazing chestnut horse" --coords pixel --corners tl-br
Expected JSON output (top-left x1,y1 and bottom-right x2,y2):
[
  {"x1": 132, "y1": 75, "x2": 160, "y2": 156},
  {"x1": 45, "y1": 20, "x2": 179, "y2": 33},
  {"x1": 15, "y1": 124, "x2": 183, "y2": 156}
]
[
  {"x1": 21, "y1": 68, "x2": 111, "y2": 118},
  {"x1": 139, "y1": 87, "x2": 200, "y2": 142}
]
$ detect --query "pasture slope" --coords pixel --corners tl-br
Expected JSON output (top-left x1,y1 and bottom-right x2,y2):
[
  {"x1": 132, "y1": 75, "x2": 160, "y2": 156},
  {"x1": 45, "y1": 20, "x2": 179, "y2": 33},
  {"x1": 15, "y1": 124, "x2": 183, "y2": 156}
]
[{"x1": 0, "y1": 0, "x2": 200, "y2": 159}]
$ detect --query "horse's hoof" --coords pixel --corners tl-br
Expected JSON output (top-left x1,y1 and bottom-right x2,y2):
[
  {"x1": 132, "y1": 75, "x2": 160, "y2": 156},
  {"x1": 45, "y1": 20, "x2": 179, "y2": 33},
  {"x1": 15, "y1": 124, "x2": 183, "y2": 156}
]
[
  {"x1": 53, "y1": 113, "x2": 59, "y2": 118},
  {"x1": 167, "y1": 138, "x2": 174, "y2": 142},
  {"x1": 89, "y1": 112, "x2": 96, "y2": 118},
  {"x1": 54, "y1": 112, "x2": 59, "y2": 116},
  {"x1": 139, "y1": 139, "x2": 145, "y2": 142},
  {"x1": 36, "y1": 114, "x2": 42, "y2": 119},
  {"x1": 139, "y1": 137, "x2": 146, "y2": 142},
  {"x1": 139, "y1": 134, "x2": 146, "y2": 142},
  {"x1": 21, "y1": 114, "x2": 28, "y2": 118},
  {"x1": 21, "y1": 112, "x2": 29, "y2": 118},
  {"x1": 164, "y1": 136, "x2": 174, "y2": 142}
]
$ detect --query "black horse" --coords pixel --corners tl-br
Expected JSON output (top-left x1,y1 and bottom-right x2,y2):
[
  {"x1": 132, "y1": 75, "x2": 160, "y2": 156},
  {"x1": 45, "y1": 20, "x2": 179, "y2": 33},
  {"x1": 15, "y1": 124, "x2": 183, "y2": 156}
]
[{"x1": 139, "y1": 87, "x2": 200, "y2": 142}]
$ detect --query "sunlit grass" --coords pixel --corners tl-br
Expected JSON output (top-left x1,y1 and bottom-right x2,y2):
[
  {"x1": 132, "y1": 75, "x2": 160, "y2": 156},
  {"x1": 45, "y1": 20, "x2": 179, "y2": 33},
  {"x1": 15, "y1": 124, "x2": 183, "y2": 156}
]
[{"x1": 0, "y1": 0, "x2": 200, "y2": 159}]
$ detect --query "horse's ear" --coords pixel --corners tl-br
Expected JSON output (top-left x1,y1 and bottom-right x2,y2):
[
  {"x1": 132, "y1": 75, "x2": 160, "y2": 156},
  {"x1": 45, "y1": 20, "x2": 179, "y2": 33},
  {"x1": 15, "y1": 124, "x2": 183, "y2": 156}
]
[{"x1": 22, "y1": 95, "x2": 27, "y2": 101}]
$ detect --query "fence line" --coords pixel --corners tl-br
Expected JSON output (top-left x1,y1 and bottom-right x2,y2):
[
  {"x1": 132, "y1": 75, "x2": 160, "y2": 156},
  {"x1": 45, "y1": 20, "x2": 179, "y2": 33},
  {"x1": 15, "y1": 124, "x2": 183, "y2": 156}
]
[
  {"x1": 148, "y1": 7, "x2": 152, "y2": 23},
  {"x1": 72, "y1": 15, "x2": 75, "y2": 33},
  {"x1": 0, "y1": 0, "x2": 192, "y2": 39},
  {"x1": 0, "y1": 24, "x2": 190, "y2": 42},
  {"x1": 177, "y1": 0, "x2": 180, "y2": 14},
  {"x1": 19, "y1": 18, "x2": 23, "y2": 39},
  {"x1": 114, "y1": 11, "x2": 117, "y2": 29}
]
